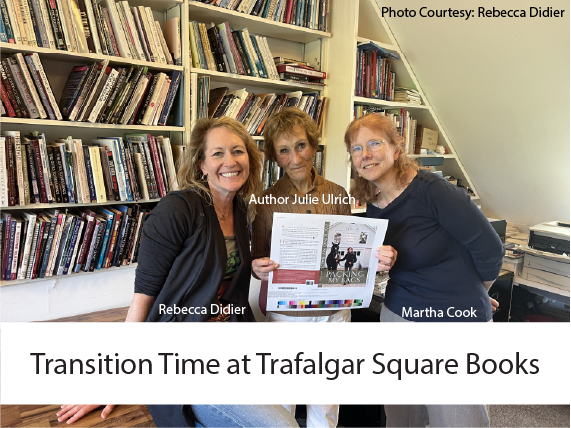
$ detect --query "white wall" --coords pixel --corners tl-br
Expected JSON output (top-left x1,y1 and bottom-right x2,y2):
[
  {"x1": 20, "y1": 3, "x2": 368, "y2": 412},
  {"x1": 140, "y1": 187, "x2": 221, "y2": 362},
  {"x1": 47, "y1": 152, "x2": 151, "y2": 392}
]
[
  {"x1": 377, "y1": 0, "x2": 570, "y2": 225},
  {"x1": 1, "y1": 267, "x2": 135, "y2": 322}
]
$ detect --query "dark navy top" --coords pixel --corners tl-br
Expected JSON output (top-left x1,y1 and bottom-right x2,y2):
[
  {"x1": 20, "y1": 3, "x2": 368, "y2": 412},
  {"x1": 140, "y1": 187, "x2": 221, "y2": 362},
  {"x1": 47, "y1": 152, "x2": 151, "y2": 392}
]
[{"x1": 367, "y1": 170, "x2": 504, "y2": 322}]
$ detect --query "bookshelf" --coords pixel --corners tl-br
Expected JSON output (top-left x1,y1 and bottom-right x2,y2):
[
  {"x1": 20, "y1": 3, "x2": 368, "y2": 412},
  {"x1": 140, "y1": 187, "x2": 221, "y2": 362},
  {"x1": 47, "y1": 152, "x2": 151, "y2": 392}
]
[
  {"x1": 0, "y1": 0, "x2": 330, "y2": 320},
  {"x1": 323, "y1": 0, "x2": 480, "y2": 210},
  {"x1": 0, "y1": 0, "x2": 187, "y2": 318}
]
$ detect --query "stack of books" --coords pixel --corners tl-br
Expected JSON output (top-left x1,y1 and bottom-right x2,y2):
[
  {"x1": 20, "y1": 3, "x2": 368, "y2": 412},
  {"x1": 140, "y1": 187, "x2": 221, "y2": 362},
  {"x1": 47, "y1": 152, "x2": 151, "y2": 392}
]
[
  {"x1": 355, "y1": 41, "x2": 400, "y2": 100},
  {"x1": 394, "y1": 87, "x2": 422, "y2": 105},
  {"x1": 191, "y1": 0, "x2": 329, "y2": 32},
  {"x1": 58, "y1": 61, "x2": 182, "y2": 125},
  {"x1": 200, "y1": 81, "x2": 327, "y2": 135},
  {"x1": 1, "y1": 204, "x2": 150, "y2": 281},
  {"x1": 190, "y1": 21, "x2": 280, "y2": 80},
  {"x1": 0, "y1": 131, "x2": 179, "y2": 208},
  {"x1": 0, "y1": 53, "x2": 61, "y2": 120},
  {"x1": 274, "y1": 57, "x2": 326, "y2": 86},
  {"x1": 0, "y1": 0, "x2": 181, "y2": 64}
]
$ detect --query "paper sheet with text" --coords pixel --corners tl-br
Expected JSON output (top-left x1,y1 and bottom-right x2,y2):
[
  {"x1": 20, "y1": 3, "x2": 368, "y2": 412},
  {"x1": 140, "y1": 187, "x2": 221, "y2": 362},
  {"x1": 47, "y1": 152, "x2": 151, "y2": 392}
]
[{"x1": 268, "y1": 213, "x2": 388, "y2": 311}]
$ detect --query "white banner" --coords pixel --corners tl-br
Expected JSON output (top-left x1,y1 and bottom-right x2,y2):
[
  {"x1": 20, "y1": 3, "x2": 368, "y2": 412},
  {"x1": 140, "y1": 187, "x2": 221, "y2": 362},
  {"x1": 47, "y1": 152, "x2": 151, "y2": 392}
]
[{"x1": 1, "y1": 322, "x2": 570, "y2": 404}]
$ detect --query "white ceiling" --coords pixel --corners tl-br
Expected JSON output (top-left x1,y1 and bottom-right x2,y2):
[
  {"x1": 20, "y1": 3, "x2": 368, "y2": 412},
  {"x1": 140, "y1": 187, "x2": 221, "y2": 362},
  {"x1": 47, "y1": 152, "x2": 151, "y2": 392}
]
[{"x1": 377, "y1": 0, "x2": 570, "y2": 225}]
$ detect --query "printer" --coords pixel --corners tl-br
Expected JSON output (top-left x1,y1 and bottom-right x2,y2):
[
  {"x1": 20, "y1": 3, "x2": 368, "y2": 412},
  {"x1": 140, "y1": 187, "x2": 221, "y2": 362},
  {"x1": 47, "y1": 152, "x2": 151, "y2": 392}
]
[
  {"x1": 528, "y1": 221, "x2": 570, "y2": 255},
  {"x1": 523, "y1": 221, "x2": 570, "y2": 291}
]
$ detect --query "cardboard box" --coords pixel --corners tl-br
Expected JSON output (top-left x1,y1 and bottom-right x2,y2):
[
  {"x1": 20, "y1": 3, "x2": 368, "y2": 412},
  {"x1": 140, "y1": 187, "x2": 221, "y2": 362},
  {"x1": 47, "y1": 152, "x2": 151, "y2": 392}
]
[{"x1": 420, "y1": 127, "x2": 439, "y2": 150}]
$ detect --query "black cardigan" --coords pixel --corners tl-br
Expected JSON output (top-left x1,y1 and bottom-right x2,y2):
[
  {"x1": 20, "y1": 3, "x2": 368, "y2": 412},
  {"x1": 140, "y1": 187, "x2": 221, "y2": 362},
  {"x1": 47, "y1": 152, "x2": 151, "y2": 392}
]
[{"x1": 134, "y1": 188, "x2": 255, "y2": 322}]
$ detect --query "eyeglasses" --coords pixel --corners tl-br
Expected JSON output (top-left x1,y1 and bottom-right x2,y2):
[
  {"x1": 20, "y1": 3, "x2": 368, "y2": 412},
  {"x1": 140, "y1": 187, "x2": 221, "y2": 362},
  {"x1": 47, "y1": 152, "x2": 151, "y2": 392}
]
[{"x1": 349, "y1": 140, "x2": 388, "y2": 158}]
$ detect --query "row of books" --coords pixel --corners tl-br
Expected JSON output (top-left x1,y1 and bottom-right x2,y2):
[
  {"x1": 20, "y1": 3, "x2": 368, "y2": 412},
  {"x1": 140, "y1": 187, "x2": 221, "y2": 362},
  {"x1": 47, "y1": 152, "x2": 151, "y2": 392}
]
[
  {"x1": 198, "y1": 78, "x2": 327, "y2": 136},
  {"x1": 354, "y1": 107, "x2": 418, "y2": 155},
  {"x1": 1, "y1": 204, "x2": 150, "y2": 281},
  {"x1": 355, "y1": 42, "x2": 400, "y2": 100},
  {"x1": 0, "y1": 52, "x2": 182, "y2": 125},
  {"x1": 258, "y1": 143, "x2": 324, "y2": 189},
  {"x1": 190, "y1": 21, "x2": 281, "y2": 80},
  {"x1": 59, "y1": 61, "x2": 182, "y2": 125},
  {"x1": 1, "y1": 53, "x2": 62, "y2": 120},
  {"x1": 192, "y1": 0, "x2": 329, "y2": 32},
  {"x1": 0, "y1": 0, "x2": 181, "y2": 64},
  {"x1": 0, "y1": 131, "x2": 180, "y2": 208}
]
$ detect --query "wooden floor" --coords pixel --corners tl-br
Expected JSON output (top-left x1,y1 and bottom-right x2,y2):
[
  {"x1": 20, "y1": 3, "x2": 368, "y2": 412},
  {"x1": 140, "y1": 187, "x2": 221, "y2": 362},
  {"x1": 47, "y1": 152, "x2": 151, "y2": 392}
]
[
  {"x1": 2, "y1": 308, "x2": 155, "y2": 427},
  {"x1": 0, "y1": 405, "x2": 156, "y2": 427}
]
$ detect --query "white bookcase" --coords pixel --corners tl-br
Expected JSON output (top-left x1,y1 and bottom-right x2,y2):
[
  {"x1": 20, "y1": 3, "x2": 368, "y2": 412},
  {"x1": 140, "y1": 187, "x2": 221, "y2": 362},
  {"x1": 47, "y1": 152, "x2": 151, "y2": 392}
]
[
  {"x1": 322, "y1": 0, "x2": 479, "y2": 211},
  {"x1": 0, "y1": 0, "x2": 187, "y2": 319},
  {"x1": 0, "y1": 0, "x2": 331, "y2": 321}
]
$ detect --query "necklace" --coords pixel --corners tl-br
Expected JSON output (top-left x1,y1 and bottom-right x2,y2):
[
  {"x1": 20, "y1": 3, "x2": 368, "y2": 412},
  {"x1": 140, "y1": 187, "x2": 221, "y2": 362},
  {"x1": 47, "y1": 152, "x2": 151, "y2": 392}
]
[{"x1": 214, "y1": 205, "x2": 232, "y2": 221}]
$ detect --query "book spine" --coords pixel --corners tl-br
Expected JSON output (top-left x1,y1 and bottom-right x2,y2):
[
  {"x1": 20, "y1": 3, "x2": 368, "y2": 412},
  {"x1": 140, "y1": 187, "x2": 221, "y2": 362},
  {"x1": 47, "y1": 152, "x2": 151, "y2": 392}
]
[
  {"x1": 4, "y1": 0, "x2": 23, "y2": 44},
  {"x1": 5, "y1": 57, "x2": 40, "y2": 118},
  {"x1": 0, "y1": 62, "x2": 25, "y2": 117},
  {"x1": 36, "y1": 0, "x2": 56, "y2": 48},
  {"x1": 106, "y1": 149, "x2": 120, "y2": 200},
  {"x1": 62, "y1": 217, "x2": 81, "y2": 274},
  {"x1": 9, "y1": 132, "x2": 25, "y2": 206},
  {"x1": 104, "y1": 212, "x2": 120, "y2": 267},
  {"x1": 96, "y1": 215, "x2": 112, "y2": 268},
  {"x1": 91, "y1": 0, "x2": 109, "y2": 55},
  {"x1": 102, "y1": 0, "x2": 131, "y2": 58},
  {"x1": 114, "y1": 0, "x2": 137, "y2": 58},
  {"x1": 0, "y1": 0, "x2": 15, "y2": 43},
  {"x1": 52, "y1": 147, "x2": 67, "y2": 202},
  {"x1": 99, "y1": 147, "x2": 114, "y2": 201},
  {"x1": 46, "y1": 146, "x2": 62, "y2": 203},
  {"x1": 63, "y1": 218, "x2": 79, "y2": 274},
  {"x1": 82, "y1": 219, "x2": 100, "y2": 271},
  {"x1": 0, "y1": 81, "x2": 16, "y2": 117},
  {"x1": 25, "y1": 220, "x2": 40, "y2": 278},
  {"x1": 72, "y1": 214, "x2": 93, "y2": 272},
  {"x1": 123, "y1": 143, "x2": 139, "y2": 201},
  {"x1": 121, "y1": 2, "x2": 145, "y2": 60},
  {"x1": 38, "y1": 214, "x2": 57, "y2": 278},
  {"x1": 140, "y1": 141, "x2": 157, "y2": 198},
  {"x1": 46, "y1": 213, "x2": 64, "y2": 276},
  {"x1": 23, "y1": 54, "x2": 57, "y2": 120},
  {"x1": 20, "y1": 140, "x2": 30, "y2": 206},
  {"x1": 9, "y1": 219, "x2": 21, "y2": 280},
  {"x1": 5, "y1": 136, "x2": 16, "y2": 206},
  {"x1": 13, "y1": 53, "x2": 47, "y2": 117},
  {"x1": 30, "y1": 140, "x2": 46, "y2": 202},
  {"x1": 26, "y1": 0, "x2": 44, "y2": 46},
  {"x1": 158, "y1": 71, "x2": 181, "y2": 126},
  {"x1": 144, "y1": 7, "x2": 165, "y2": 63}
]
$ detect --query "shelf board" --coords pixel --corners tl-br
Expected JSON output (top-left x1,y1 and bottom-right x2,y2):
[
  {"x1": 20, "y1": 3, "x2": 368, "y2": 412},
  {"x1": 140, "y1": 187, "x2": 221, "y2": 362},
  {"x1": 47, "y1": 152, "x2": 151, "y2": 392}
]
[
  {"x1": 1, "y1": 117, "x2": 185, "y2": 132},
  {"x1": 1, "y1": 263, "x2": 138, "y2": 287},
  {"x1": 353, "y1": 97, "x2": 428, "y2": 109},
  {"x1": 134, "y1": 0, "x2": 183, "y2": 11},
  {"x1": 0, "y1": 42, "x2": 184, "y2": 72},
  {"x1": 409, "y1": 154, "x2": 456, "y2": 159},
  {"x1": 188, "y1": 1, "x2": 331, "y2": 43},
  {"x1": 3, "y1": 199, "x2": 161, "y2": 211},
  {"x1": 191, "y1": 68, "x2": 325, "y2": 91},
  {"x1": 356, "y1": 36, "x2": 400, "y2": 53}
]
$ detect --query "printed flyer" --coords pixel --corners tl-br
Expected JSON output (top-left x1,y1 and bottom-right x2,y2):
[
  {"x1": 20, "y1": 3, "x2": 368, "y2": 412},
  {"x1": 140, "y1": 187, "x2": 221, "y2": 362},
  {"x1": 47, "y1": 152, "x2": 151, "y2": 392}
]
[{"x1": 267, "y1": 213, "x2": 388, "y2": 311}]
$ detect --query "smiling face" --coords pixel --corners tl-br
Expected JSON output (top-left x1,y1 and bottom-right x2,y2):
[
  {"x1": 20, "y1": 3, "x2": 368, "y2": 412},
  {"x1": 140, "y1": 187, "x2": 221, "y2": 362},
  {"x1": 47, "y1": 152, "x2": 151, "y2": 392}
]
[
  {"x1": 274, "y1": 125, "x2": 317, "y2": 185},
  {"x1": 350, "y1": 126, "x2": 399, "y2": 187},
  {"x1": 200, "y1": 126, "x2": 250, "y2": 198}
]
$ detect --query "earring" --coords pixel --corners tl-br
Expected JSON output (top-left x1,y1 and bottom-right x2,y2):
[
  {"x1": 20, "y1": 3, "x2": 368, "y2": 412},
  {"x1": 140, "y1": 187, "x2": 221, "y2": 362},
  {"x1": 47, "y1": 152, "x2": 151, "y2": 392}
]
[{"x1": 202, "y1": 173, "x2": 208, "y2": 181}]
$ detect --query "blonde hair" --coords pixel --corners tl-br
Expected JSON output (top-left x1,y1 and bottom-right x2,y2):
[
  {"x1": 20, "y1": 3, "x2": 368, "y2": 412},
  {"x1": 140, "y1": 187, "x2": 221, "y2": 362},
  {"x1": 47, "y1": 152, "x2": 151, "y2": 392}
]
[
  {"x1": 263, "y1": 107, "x2": 319, "y2": 162},
  {"x1": 344, "y1": 114, "x2": 418, "y2": 204},
  {"x1": 177, "y1": 117, "x2": 263, "y2": 219}
]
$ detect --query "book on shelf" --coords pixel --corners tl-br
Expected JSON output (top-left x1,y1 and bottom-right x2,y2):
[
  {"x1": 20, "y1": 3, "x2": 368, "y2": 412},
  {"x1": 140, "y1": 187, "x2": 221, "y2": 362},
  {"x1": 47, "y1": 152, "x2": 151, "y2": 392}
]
[
  {"x1": 196, "y1": 78, "x2": 327, "y2": 136},
  {"x1": 190, "y1": 21, "x2": 280, "y2": 80},
  {"x1": 355, "y1": 42, "x2": 399, "y2": 100},
  {"x1": 0, "y1": 200, "x2": 152, "y2": 281},
  {"x1": 0, "y1": 130, "x2": 181, "y2": 208},
  {"x1": 189, "y1": 0, "x2": 329, "y2": 32},
  {"x1": 0, "y1": 0, "x2": 180, "y2": 63},
  {"x1": 30, "y1": 61, "x2": 181, "y2": 125}
]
